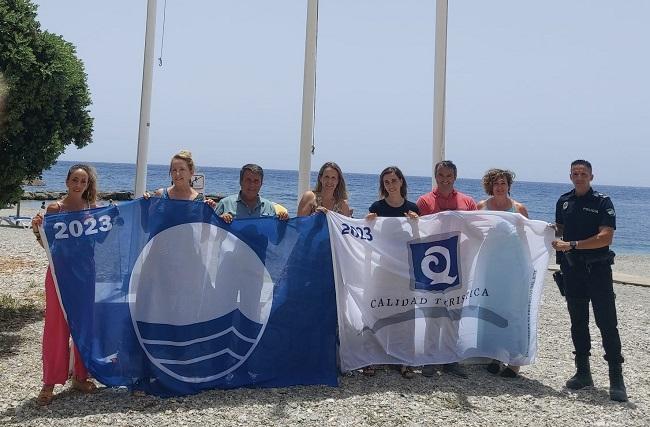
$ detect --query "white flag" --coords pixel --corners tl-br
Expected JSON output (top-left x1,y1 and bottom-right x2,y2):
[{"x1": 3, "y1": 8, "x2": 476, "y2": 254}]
[{"x1": 326, "y1": 211, "x2": 554, "y2": 372}]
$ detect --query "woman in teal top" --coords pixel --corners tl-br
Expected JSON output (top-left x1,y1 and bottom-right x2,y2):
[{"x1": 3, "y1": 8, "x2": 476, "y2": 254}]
[
  {"x1": 477, "y1": 168, "x2": 528, "y2": 217},
  {"x1": 477, "y1": 168, "x2": 529, "y2": 378}
]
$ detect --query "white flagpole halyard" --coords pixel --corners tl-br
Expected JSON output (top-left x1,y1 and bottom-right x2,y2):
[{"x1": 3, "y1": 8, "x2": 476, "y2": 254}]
[
  {"x1": 297, "y1": 0, "x2": 319, "y2": 202},
  {"x1": 432, "y1": 0, "x2": 448, "y2": 186},
  {"x1": 134, "y1": 0, "x2": 158, "y2": 197}
]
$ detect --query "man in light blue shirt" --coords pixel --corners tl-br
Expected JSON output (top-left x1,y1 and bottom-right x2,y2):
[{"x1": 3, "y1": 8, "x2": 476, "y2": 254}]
[{"x1": 215, "y1": 164, "x2": 289, "y2": 222}]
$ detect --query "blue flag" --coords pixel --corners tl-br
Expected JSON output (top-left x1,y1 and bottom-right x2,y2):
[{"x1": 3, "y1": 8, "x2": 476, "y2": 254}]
[{"x1": 41, "y1": 198, "x2": 338, "y2": 396}]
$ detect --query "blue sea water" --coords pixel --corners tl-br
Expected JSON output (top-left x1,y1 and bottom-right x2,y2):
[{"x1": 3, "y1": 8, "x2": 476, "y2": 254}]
[{"x1": 24, "y1": 160, "x2": 650, "y2": 254}]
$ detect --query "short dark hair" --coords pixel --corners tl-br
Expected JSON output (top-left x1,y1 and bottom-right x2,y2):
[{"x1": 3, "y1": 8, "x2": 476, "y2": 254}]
[
  {"x1": 570, "y1": 159, "x2": 592, "y2": 172},
  {"x1": 434, "y1": 160, "x2": 457, "y2": 178},
  {"x1": 240, "y1": 163, "x2": 264, "y2": 184},
  {"x1": 379, "y1": 166, "x2": 407, "y2": 198}
]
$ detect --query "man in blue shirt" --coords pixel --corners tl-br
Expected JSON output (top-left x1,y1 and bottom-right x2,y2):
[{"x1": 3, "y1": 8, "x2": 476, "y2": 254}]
[{"x1": 215, "y1": 164, "x2": 289, "y2": 222}]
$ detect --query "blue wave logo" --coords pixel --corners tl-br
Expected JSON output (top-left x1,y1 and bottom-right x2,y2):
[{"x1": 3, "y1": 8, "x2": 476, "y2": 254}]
[
  {"x1": 136, "y1": 310, "x2": 262, "y2": 382},
  {"x1": 128, "y1": 223, "x2": 274, "y2": 382},
  {"x1": 408, "y1": 233, "x2": 461, "y2": 292}
]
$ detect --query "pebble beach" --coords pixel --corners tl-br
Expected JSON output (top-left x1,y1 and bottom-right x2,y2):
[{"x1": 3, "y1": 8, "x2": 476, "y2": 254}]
[{"x1": 1, "y1": 206, "x2": 648, "y2": 426}]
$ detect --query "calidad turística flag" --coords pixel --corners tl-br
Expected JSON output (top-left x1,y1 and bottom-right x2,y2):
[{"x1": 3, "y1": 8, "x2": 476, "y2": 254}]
[{"x1": 326, "y1": 211, "x2": 553, "y2": 372}]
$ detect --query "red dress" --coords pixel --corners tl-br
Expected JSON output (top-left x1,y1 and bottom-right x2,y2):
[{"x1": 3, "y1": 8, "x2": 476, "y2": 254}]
[{"x1": 41, "y1": 202, "x2": 91, "y2": 385}]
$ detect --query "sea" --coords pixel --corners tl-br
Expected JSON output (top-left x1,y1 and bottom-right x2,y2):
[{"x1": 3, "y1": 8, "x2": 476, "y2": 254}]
[{"x1": 21, "y1": 160, "x2": 650, "y2": 255}]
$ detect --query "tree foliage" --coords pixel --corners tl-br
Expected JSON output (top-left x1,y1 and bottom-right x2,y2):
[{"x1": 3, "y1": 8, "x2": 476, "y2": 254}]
[{"x1": 0, "y1": 0, "x2": 93, "y2": 206}]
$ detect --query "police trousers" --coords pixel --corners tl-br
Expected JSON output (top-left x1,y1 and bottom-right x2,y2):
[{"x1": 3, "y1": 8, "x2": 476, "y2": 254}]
[{"x1": 560, "y1": 260, "x2": 624, "y2": 364}]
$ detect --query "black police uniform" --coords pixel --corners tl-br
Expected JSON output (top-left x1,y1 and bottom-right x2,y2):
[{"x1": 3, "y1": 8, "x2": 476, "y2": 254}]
[{"x1": 555, "y1": 187, "x2": 623, "y2": 364}]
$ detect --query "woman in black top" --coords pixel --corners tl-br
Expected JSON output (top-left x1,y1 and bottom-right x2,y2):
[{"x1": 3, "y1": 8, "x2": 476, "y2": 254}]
[
  {"x1": 364, "y1": 166, "x2": 418, "y2": 379},
  {"x1": 367, "y1": 166, "x2": 419, "y2": 219}
]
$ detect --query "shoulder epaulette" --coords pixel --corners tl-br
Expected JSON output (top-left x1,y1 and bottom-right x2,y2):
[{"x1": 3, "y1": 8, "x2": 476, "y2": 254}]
[{"x1": 592, "y1": 191, "x2": 609, "y2": 199}]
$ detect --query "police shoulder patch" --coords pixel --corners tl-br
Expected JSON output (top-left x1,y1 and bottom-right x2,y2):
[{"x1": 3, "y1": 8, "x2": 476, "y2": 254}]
[
  {"x1": 607, "y1": 208, "x2": 616, "y2": 217},
  {"x1": 562, "y1": 201, "x2": 569, "y2": 210}
]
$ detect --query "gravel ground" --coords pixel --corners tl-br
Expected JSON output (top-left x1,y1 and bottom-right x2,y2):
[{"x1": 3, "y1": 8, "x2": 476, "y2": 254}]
[{"x1": 1, "y1": 207, "x2": 648, "y2": 426}]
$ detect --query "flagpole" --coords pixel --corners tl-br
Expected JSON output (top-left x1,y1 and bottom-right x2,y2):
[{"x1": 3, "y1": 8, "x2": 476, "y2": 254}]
[
  {"x1": 297, "y1": 0, "x2": 319, "y2": 202},
  {"x1": 432, "y1": 0, "x2": 448, "y2": 186},
  {"x1": 134, "y1": 0, "x2": 158, "y2": 197}
]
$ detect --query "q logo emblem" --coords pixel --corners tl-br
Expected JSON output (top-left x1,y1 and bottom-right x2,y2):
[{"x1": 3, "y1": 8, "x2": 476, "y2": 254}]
[{"x1": 408, "y1": 233, "x2": 461, "y2": 292}]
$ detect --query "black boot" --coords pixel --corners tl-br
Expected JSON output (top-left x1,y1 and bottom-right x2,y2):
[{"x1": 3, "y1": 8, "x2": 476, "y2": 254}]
[
  {"x1": 608, "y1": 364, "x2": 628, "y2": 402},
  {"x1": 566, "y1": 354, "x2": 593, "y2": 390}
]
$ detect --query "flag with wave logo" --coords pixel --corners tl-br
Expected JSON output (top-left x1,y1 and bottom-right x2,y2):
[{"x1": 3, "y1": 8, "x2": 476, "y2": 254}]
[
  {"x1": 41, "y1": 198, "x2": 337, "y2": 396},
  {"x1": 326, "y1": 211, "x2": 553, "y2": 372}
]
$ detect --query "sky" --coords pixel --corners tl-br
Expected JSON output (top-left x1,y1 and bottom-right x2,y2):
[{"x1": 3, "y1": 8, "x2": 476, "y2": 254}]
[{"x1": 32, "y1": 0, "x2": 650, "y2": 187}]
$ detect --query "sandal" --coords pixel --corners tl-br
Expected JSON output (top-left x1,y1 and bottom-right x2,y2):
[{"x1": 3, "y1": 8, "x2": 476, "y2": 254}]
[
  {"x1": 72, "y1": 378, "x2": 97, "y2": 394},
  {"x1": 500, "y1": 366, "x2": 520, "y2": 378},
  {"x1": 486, "y1": 360, "x2": 501, "y2": 374},
  {"x1": 362, "y1": 366, "x2": 376, "y2": 377},
  {"x1": 37, "y1": 385, "x2": 55, "y2": 406},
  {"x1": 400, "y1": 365, "x2": 415, "y2": 379}
]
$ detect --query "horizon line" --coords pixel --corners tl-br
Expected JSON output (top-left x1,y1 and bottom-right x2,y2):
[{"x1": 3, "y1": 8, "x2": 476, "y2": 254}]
[{"x1": 51, "y1": 159, "x2": 648, "y2": 190}]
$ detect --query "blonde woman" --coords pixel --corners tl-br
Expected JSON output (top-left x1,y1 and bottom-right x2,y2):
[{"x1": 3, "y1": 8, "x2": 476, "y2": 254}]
[
  {"x1": 297, "y1": 162, "x2": 351, "y2": 217},
  {"x1": 144, "y1": 150, "x2": 217, "y2": 209}
]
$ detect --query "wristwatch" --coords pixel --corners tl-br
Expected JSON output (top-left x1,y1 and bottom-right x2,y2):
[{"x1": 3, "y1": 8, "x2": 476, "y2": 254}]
[{"x1": 570, "y1": 241, "x2": 578, "y2": 250}]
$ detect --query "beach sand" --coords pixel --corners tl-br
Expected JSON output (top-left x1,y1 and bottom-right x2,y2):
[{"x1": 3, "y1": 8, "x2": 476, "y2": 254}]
[{"x1": 1, "y1": 206, "x2": 648, "y2": 426}]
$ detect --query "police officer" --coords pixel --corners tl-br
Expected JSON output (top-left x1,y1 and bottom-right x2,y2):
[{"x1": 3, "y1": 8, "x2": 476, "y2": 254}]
[{"x1": 552, "y1": 160, "x2": 627, "y2": 402}]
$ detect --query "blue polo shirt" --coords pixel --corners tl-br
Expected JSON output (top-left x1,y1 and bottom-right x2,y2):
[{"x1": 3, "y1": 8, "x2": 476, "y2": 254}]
[{"x1": 215, "y1": 192, "x2": 277, "y2": 219}]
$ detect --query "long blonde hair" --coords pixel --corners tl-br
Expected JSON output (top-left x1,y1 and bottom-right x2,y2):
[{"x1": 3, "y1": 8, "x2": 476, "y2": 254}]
[{"x1": 313, "y1": 161, "x2": 348, "y2": 201}]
